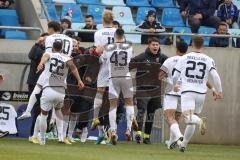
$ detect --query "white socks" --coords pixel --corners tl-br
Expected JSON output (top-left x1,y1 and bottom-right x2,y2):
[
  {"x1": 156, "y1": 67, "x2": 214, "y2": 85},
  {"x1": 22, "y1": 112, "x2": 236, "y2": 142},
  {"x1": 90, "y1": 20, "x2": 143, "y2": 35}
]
[
  {"x1": 55, "y1": 109, "x2": 63, "y2": 141},
  {"x1": 109, "y1": 106, "x2": 117, "y2": 131},
  {"x1": 33, "y1": 115, "x2": 40, "y2": 138},
  {"x1": 38, "y1": 114, "x2": 47, "y2": 138},
  {"x1": 185, "y1": 114, "x2": 201, "y2": 125},
  {"x1": 98, "y1": 125, "x2": 104, "y2": 137},
  {"x1": 93, "y1": 92, "x2": 103, "y2": 120},
  {"x1": 126, "y1": 106, "x2": 134, "y2": 131},
  {"x1": 181, "y1": 124, "x2": 196, "y2": 147},
  {"x1": 26, "y1": 85, "x2": 41, "y2": 113},
  {"x1": 170, "y1": 123, "x2": 183, "y2": 141},
  {"x1": 68, "y1": 115, "x2": 77, "y2": 139},
  {"x1": 62, "y1": 115, "x2": 69, "y2": 139}
]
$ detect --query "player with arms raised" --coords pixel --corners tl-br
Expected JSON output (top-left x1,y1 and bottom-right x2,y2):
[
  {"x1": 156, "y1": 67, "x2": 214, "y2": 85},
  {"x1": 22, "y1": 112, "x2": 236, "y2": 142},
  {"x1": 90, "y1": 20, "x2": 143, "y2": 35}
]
[
  {"x1": 18, "y1": 21, "x2": 73, "y2": 120},
  {"x1": 35, "y1": 41, "x2": 84, "y2": 145},
  {"x1": 172, "y1": 36, "x2": 223, "y2": 152}
]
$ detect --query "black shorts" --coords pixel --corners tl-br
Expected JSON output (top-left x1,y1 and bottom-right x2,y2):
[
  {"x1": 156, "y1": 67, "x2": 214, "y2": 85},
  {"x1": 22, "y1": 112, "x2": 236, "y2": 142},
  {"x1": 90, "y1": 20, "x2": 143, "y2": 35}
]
[{"x1": 68, "y1": 97, "x2": 93, "y2": 113}]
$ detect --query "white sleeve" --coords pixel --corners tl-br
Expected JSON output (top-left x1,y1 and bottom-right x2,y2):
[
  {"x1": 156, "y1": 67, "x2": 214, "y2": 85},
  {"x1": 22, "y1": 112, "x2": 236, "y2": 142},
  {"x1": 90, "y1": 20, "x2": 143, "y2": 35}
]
[
  {"x1": 172, "y1": 58, "x2": 184, "y2": 85},
  {"x1": 160, "y1": 59, "x2": 170, "y2": 74},
  {"x1": 209, "y1": 69, "x2": 222, "y2": 92},
  {"x1": 94, "y1": 32, "x2": 101, "y2": 46},
  {"x1": 45, "y1": 36, "x2": 52, "y2": 53}
]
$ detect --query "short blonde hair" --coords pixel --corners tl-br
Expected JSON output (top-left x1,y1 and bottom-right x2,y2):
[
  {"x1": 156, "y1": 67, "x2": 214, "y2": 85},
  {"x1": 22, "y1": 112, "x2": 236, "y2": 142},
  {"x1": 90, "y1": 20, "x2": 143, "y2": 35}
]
[{"x1": 102, "y1": 10, "x2": 114, "y2": 25}]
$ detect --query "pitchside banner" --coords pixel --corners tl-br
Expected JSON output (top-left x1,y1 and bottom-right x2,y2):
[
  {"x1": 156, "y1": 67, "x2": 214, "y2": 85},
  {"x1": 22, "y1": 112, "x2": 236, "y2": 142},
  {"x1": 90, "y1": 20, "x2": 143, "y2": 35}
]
[{"x1": 0, "y1": 91, "x2": 29, "y2": 102}]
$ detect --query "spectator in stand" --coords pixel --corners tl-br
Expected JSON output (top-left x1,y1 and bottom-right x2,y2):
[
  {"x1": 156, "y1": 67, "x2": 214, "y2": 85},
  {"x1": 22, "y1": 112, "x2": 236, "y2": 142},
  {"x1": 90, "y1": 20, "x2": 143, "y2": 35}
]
[
  {"x1": 78, "y1": 15, "x2": 97, "y2": 42},
  {"x1": 180, "y1": 0, "x2": 221, "y2": 33},
  {"x1": 0, "y1": 0, "x2": 14, "y2": 9},
  {"x1": 136, "y1": 10, "x2": 165, "y2": 44},
  {"x1": 209, "y1": 22, "x2": 235, "y2": 47},
  {"x1": 217, "y1": 0, "x2": 239, "y2": 29},
  {"x1": 217, "y1": 0, "x2": 225, "y2": 8},
  {"x1": 60, "y1": 18, "x2": 74, "y2": 37}
]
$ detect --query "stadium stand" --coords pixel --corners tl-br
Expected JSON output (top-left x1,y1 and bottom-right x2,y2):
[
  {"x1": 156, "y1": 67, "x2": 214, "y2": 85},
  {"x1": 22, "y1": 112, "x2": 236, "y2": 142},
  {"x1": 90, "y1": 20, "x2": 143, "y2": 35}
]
[
  {"x1": 126, "y1": 0, "x2": 151, "y2": 7},
  {"x1": 198, "y1": 26, "x2": 216, "y2": 46},
  {"x1": 45, "y1": 3, "x2": 58, "y2": 21},
  {"x1": 228, "y1": 28, "x2": 240, "y2": 44},
  {"x1": 52, "y1": 0, "x2": 75, "y2": 3},
  {"x1": 135, "y1": 7, "x2": 156, "y2": 25},
  {"x1": 43, "y1": 0, "x2": 53, "y2": 3},
  {"x1": 172, "y1": 26, "x2": 192, "y2": 45},
  {"x1": 76, "y1": 0, "x2": 100, "y2": 5},
  {"x1": 112, "y1": 6, "x2": 135, "y2": 25},
  {"x1": 5, "y1": 30, "x2": 28, "y2": 40},
  {"x1": 151, "y1": 0, "x2": 175, "y2": 8},
  {"x1": 101, "y1": 0, "x2": 126, "y2": 6},
  {"x1": 161, "y1": 8, "x2": 185, "y2": 27},
  {"x1": 122, "y1": 25, "x2": 141, "y2": 43},
  {"x1": 61, "y1": 3, "x2": 84, "y2": 23},
  {"x1": 87, "y1": 5, "x2": 105, "y2": 24}
]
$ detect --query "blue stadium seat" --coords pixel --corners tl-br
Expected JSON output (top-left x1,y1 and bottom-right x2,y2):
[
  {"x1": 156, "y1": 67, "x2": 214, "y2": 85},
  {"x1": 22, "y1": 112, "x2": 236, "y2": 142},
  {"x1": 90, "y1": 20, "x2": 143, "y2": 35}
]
[
  {"x1": 87, "y1": 5, "x2": 105, "y2": 24},
  {"x1": 161, "y1": 8, "x2": 184, "y2": 27},
  {"x1": 112, "y1": 6, "x2": 135, "y2": 25},
  {"x1": 45, "y1": 3, "x2": 58, "y2": 21},
  {"x1": 76, "y1": 0, "x2": 100, "y2": 5},
  {"x1": 233, "y1": 0, "x2": 240, "y2": 10},
  {"x1": 101, "y1": 0, "x2": 125, "y2": 6},
  {"x1": 5, "y1": 31, "x2": 27, "y2": 40},
  {"x1": 136, "y1": 7, "x2": 156, "y2": 25},
  {"x1": 52, "y1": 0, "x2": 75, "y2": 3},
  {"x1": 198, "y1": 26, "x2": 216, "y2": 46},
  {"x1": 126, "y1": 0, "x2": 150, "y2": 7},
  {"x1": 172, "y1": 27, "x2": 192, "y2": 45},
  {"x1": 0, "y1": 9, "x2": 17, "y2": 16},
  {"x1": 122, "y1": 25, "x2": 141, "y2": 43},
  {"x1": 0, "y1": 15, "x2": 18, "y2": 26},
  {"x1": 61, "y1": 4, "x2": 84, "y2": 23},
  {"x1": 43, "y1": 0, "x2": 53, "y2": 3},
  {"x1": 151, "y1": 0, "x2": 175, "y2": 8}
]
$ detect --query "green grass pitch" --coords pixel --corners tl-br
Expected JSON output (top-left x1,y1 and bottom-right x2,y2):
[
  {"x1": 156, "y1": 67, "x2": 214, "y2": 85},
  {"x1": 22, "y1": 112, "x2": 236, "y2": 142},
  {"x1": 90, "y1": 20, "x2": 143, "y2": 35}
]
[{"x1": 0, "y1": 138, "x2": 240, "y2": 160}]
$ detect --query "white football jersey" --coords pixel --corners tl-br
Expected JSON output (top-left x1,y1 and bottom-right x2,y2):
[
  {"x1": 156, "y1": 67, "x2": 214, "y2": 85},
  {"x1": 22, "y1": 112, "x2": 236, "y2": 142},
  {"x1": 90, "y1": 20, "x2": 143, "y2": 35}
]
[
  {"x1": 161, "y1": 55, "x2": 181, "y2": 96},
  {"x1": 0, "y1": 103, "x2": 17, "y2": 134},
  {"x1": 45, "y1": 33, "x2": 73, "y2": 56},
  {"x1": 174, "y1": 52, "x2": 216, "y2": 94},
  {"x1": 102, "y1": 43, "x2": 133, "y2": 78},
  {"x1": 94, "y1": 27, "x2": 116, "y2": 46},
  {"x1": 37, "y1": 52, "x2": 71, "y2": 88},
  {"x1": 94, "y1": 27, "x2": 116, "y2": 87}
]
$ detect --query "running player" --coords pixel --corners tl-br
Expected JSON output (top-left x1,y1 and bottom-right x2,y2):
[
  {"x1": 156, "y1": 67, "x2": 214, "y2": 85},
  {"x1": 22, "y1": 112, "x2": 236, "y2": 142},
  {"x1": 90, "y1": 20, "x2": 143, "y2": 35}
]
[
  {"x1": 35, "y1": 41, "x2": 84, "y2": 145},
  {"x1": 159, "y1": 41, "x2": 188, "y2": 149},
  {"x1": 90, "y1": 10, "x2": 116, "y2": 144},
  {"x1": 101, "y1": 29, "x2": 134, "y2": 145},
  {"x1": 172, "y1": 36, "x2": 223, "y2": 152}
]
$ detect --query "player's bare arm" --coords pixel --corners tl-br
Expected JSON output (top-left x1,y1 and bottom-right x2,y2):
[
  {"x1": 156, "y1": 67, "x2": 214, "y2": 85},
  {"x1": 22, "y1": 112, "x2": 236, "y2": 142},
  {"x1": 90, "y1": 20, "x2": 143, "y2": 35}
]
[
  {"x1": 159, "y1": 70, "x2": 167, "y2": 80},
  {"x1": 67, "y1": 59, "x2": 85, "y2": 90},
  {"x1": 36, "y1": 53, "x2": 50, "y2": 73}
]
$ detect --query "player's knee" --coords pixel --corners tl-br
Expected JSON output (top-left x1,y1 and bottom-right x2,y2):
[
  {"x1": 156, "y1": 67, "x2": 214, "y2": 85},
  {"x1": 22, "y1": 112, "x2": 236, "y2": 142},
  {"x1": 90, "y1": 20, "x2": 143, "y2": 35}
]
[{"x1": 124, "y1": 98, "x2": 133, "y2": 106}]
